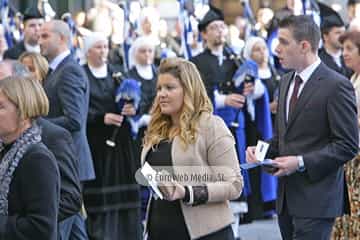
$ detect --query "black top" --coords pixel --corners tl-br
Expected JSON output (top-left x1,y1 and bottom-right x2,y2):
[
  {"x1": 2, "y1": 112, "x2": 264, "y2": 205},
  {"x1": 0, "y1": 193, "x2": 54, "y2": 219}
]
[
  {"x1": 3, "y1": 41, "x2": 26, "y2": 60},
  {"x1": 126, "y1": 66, "x2": 157, "y2": 116},
  {"x1": 318, "y1": 48, "x2": 353, "y2": 79},
  {"x1": 191, "y1": 48, "x2": 238, "y2": 103},
  {"x1": 83, "y1": 63, "x2": 140, "y2": 213},
  {"x1": 0, "y1": 142, "x2": 60, "y2": 240},
  {"x1": 261, "y1": 74, "x2": 279, "y2": 103},
  {"x1": 84, "y1": 64, "x2": 118, "y2": 125},
  {"x1": 146, "y1": 141, "x2": 190, "y2": 240},
  {"x1": 37, "y1": 118, "x2": 81, "y2": 222}
]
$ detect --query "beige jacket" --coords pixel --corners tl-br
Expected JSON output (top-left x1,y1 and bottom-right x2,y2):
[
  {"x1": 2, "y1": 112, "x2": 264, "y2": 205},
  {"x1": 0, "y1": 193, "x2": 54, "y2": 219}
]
[{"x1": 141, "y1": 113, "x2": 243, "y2": 239}]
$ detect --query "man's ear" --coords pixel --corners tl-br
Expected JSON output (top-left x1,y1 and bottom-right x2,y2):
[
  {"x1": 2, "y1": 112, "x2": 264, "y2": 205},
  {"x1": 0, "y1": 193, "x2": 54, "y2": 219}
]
[
  {"x1": 201, "y1": 31, "x2": 207, "y2": 41},
  {"x1": 322, "y1": 32, "x2": 329, "y2": 43},
  {"x1": 300, "y1": 40, "x2": 312, "y2": 54},
  {"x1": 59, "y1": 34, "x2": 68, "y2": 45}
]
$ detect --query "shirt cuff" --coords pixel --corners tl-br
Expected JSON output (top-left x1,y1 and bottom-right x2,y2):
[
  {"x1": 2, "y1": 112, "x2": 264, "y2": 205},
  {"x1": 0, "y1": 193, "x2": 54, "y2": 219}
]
[
  {"x1": 297, "y1": 155, "x2": 306, "y2": 172},
  {"x1": 214, "y1": 90, "x2": 226, "y2": 109},
  {"x1": 183, "y1": 185, "x2": 194, "y2": 205}
]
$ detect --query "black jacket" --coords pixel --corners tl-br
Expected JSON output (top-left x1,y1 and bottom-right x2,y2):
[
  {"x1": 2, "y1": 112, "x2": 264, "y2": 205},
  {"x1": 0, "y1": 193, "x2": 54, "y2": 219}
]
[
  {"x1": 44, "y1": 54, "x2": 95, "y2": 181},
  {"x1": 38, "y1": 118, "x2": 81, "y2": 221},
  {"x1": 191, "y1": 48, "x2": 238, "y2": 103},
  {"x1": 318, "y1": 48, "x2": 353, "y2": 79},
  {"x1": 0, "y1": 142, "x2": 60, "y2": 239}
]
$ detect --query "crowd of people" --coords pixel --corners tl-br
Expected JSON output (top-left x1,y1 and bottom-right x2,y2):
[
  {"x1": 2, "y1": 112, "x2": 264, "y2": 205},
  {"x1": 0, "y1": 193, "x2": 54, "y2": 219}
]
[{"x1": 0, "y1": 0, "x2": 359, "y2": 239}]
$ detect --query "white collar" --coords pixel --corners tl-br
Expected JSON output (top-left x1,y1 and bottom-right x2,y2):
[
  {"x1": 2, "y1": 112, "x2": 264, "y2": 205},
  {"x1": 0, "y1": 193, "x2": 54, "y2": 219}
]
[
  {"x1": 326, "y1": 48, "x2": 342, "y2": 59},
  {"x1": 210, "y1": 48, "x2": 224, "y2": 65},
  {"x1": 136, "y1": 64, "x2": 153, "y2": 80},
  {"x1": 49, "y1": 50, "x2": 71, "y2": 71},
  {"x1": 258, "y1": 68, "x2": 272, "y2": 79},
  {"x1": 88, "y1": 64, "x2": 107, "y2": 78},
  {"x1": 326, "y1": 49, "x2": 342, "y2": 67},
  {"x1": 296, "y1": 57, "x2": 321, "y2": 83},
  {"x1": 24, "y1": 42, "x2": 40, "y2": 53}
]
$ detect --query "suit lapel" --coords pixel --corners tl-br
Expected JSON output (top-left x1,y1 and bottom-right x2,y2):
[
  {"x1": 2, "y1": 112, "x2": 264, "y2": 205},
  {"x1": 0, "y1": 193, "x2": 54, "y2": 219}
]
[
  {"x1": 44, "y1": 55, "x2": 72, "y2": 88},
  {"x1": 286, "y1": 63, "x2": 323, "y2": 131}
]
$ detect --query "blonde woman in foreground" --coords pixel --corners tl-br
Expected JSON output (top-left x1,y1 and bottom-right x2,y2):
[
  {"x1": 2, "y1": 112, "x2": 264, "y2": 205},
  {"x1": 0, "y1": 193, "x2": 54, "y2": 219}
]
[{"x1": 141, "y1": 57, "x2": 243, "y2": 240}]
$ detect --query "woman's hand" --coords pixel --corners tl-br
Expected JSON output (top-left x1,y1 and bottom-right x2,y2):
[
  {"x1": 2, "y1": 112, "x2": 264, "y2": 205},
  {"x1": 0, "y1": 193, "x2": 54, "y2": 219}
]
[
  {"x1": 104, "y1": 113, "x2": 123, "y2": 126},
  {"x1": 159, "y1": 181, "x2": 186, "y2": 201},
  {"x1": 158, "y1": 170, "x2": 185, "y2": 201},
  {"x1": 121, "y1": 103, "x2": 136, "y2": 116}
]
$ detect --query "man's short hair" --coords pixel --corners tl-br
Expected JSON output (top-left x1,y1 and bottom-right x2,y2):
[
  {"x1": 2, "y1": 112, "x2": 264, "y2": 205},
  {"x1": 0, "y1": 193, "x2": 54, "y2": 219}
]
[
  {"x1": 279, "y1": 15, "x2": 321, "y2": 53},
  {"x1": 50, "y1": 20, "x2": 71, "y2": 46}
]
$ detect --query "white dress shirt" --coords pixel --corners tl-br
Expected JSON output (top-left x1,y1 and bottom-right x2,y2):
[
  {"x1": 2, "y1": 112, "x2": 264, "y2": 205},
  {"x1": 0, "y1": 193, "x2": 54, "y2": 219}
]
[
  {"x1": 49, "y1": 50, "x2": 71, "y2": 71},
  {"x1": 286, "y1": 58, "x2": 321, "y2": 121}
]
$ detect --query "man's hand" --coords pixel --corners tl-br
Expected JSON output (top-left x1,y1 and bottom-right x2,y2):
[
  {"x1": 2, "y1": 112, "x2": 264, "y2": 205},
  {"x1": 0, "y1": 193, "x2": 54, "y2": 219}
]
[
  {"x1": 121, "y1": 103, "x2": 136, "y2": 116},
  {"x1": 272, "y1": 156, "x2": 299, "y2": 177},
  {"x1": 104, "y1": 113, "x2": 123, "y2": 126},
  {"x1": 246, "y1": 146, "x2": 257, "y2": 163},
  {"x1": 270, "y1": 100, "x2": 278, "y2": 114},
  {"x1": 243, "y1": 82, "x2": 254, "y2": 96},
  {"x1": 225, "y1": 93, "x2": 245, "y2": 109}
]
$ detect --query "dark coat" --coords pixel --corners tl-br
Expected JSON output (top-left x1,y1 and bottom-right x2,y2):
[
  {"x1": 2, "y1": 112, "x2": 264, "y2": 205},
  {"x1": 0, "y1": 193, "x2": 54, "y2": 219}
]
[
  {"x1": 190, "y1": 48, "x2": 238, "y2": 103},
  {"x1": 268, "y1": 63, "x2": 358, "y2": 218},
  {"x1": 0, "y1": 143, "x2": 60, "y2": 240},
  {"x1": 318, "y1": 48, "x2": 353, "y2": 79},
  {"x1": 44, "y1": 54, "x2": 95, "y2": 181},
  {"x1": 37, "y1": 118, "x2": 81, "y2": 221}
]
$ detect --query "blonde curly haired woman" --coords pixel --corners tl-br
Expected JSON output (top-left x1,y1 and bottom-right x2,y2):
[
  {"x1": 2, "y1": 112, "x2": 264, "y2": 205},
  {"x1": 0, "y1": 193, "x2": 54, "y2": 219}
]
[{"x1": 141, "y1": 57, "x2": 243, "y2": 240}]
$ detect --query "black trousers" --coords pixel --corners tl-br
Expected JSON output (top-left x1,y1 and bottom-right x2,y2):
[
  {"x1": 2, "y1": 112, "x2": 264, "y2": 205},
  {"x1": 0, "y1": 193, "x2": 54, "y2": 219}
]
[
  {"x1": 148, "y1": 225, "x2": 234, "y2": 240},
  {"x1": 278, "y1": 203, "x2": 335, "y2": 240}
]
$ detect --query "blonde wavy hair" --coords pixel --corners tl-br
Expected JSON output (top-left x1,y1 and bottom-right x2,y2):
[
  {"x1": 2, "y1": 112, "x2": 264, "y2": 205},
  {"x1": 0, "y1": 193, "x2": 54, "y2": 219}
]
[
  {"x1": 144, "y1": 57, "x2": 213, "y2": 149},
  {"x1": 19, "y1": 52, "x2": 49, "y2": 84}
]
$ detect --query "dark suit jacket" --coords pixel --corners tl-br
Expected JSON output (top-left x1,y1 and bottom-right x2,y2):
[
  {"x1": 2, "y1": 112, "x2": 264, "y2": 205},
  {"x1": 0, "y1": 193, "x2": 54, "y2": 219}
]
[
  {"x1": 190, "y1": 48, "x2": 238, "y2": 103},
  {"x1": 318, "y1": 48, "x2": 353, "y2": 79},
  {"x1": 3, "y1": 41, "x2": 26, "y2": 60},
  {"x1": 44, "y1": 54, "x2": 95, "y2": 181},
  {"x1": 267, "y1": 63, "x2": 358, "y2": 218},
  {"x1": 0, "y1": 143, "x2": 60, "y2": 240},
  {"x1": 37, "y1": 118, "x2": 81, "y2": 221}
]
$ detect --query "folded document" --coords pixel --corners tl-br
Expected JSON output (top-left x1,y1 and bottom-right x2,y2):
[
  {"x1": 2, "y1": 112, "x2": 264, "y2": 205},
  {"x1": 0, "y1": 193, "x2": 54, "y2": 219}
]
[
  {"x1": 240, "y1": 159, "x2": 277, "y2": 170},
  {"x1": 141, "y1": 162, "x2": 164, "y2": 199}
]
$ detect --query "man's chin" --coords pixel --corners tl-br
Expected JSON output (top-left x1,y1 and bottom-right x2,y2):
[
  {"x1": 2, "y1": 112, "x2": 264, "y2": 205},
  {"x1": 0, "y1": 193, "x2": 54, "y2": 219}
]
[{"x1": 213, "y1": 41, "x2": 224, "y2": 47}]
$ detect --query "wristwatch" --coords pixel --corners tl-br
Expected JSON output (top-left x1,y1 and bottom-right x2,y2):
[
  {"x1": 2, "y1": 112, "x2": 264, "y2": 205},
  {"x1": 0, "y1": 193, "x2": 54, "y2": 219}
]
[{"x1": 297, "y1": 156, "x2": 306, "y2": 172}]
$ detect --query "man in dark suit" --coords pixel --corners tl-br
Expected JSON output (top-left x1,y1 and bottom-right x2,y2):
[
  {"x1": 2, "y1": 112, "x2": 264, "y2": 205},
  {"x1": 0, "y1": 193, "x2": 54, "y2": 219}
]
[
  {"x1": 246, "y1": 15, "x2": 358, "y2": 240},
  {"x1": 318, "y1": 2, "x2": 353, "y2": 79},
  {"x1": 39, "y1": 20, "x2": 94, "y2": 239},
  {"x1": 4, "y1": 6, "x2": 43, "y2": 59},
  {"x1": 39, "y1": 19, "x2": 95, "y2": 183}
]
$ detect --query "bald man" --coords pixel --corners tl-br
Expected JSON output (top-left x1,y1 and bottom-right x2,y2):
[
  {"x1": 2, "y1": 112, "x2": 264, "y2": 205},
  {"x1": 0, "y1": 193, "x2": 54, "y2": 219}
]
[{"x1": 39, "y1": 20, "x2": 93, "y2": 240}]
